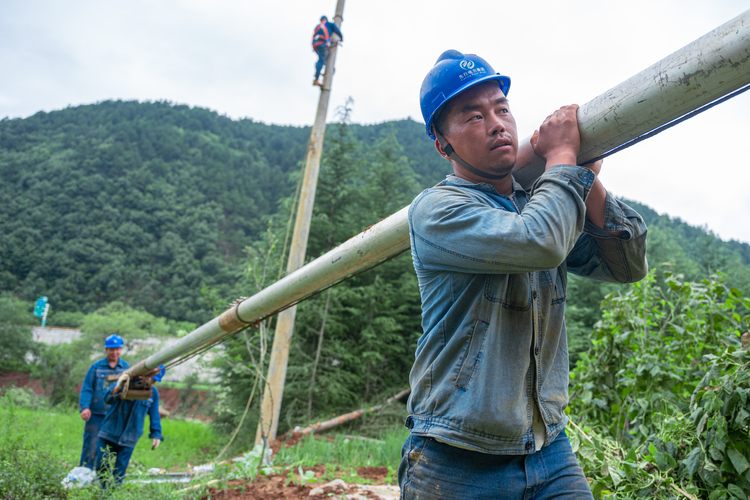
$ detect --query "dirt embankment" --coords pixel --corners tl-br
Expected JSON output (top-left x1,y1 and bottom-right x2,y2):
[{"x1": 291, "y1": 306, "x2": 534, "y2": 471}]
[{"x1": 0, "y1": 371, "x2": 215, "y2": 421}]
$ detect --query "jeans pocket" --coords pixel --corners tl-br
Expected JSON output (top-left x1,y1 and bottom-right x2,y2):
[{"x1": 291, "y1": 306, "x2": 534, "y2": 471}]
[{"x1": 452, "y1": 319, "x2": 489, "y2": 390}]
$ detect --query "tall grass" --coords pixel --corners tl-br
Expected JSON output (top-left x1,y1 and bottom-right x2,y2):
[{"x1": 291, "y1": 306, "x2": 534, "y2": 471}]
[{"x1": 275, "y1": 427, "x2": 409, "y2": 468}]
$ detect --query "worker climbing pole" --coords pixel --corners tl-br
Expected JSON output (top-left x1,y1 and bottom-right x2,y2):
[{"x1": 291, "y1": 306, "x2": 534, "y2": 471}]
[{"x1": 255, "y1": 0, "x2": 347, "y2": 445}]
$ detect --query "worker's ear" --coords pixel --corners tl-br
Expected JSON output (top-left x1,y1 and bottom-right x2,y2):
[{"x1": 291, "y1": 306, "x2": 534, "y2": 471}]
[{"x1": 434, "y1": 137, "x2": 450, "y2": 160}]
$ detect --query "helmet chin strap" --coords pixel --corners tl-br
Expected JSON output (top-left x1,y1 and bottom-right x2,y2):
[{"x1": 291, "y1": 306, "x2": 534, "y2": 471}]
[{"x1": 435, "y1": 130, "x2": 510, "y2": 181}]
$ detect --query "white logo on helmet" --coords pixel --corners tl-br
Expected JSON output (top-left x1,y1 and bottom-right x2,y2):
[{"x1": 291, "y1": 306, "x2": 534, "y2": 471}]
[{"x1": 459, "y1": 60, "x2": 475, "y2": 70}]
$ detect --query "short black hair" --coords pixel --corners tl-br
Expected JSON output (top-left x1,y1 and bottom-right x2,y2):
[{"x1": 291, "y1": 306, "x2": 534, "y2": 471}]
[{"x1": 432, "y1": 104, "x2": 451, "y2": 138}]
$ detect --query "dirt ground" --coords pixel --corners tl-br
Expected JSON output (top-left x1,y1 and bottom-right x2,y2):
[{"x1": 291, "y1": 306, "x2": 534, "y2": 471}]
[{"x1": 200, "y1": 466, "x2": 397, "y2": 500}]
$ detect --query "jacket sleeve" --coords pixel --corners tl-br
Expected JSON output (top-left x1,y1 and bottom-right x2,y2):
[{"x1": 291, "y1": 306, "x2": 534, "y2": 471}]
[
  {"x1": 102, "y1": 383, "x2": 118, "y2": 405},
  {"x1": 566, "y1": 192, "x2": 648, "y2": 283},
  {"x1": 409, "y1": 165, "x2": 594, "y2": 274},
  {"x1": 79, "y1": 363, "x2": 96, "y2": 412},
  {"x1": 148, "y1": 388, "x2": 164, "y2": 441},
  {"x1": 328, "y1": 22, "x2": 343, "y2": 40}
]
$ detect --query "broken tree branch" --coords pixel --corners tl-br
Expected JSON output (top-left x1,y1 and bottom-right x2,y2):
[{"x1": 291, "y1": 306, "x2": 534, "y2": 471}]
[{"x1": 295, "y1": 387, "x2": 411, "y2": 436}]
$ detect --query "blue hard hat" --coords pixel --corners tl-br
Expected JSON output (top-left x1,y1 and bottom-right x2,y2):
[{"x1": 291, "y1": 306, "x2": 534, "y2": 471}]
[
  {"x1": 320, "y1": 15, "x2": 328, "y2": 21},
  {"x1": 420, "y1": 50, "x2": 511, "y2": 140},
  {"x1": 152, "y1": 365, "x2": 166, "y2": 382},
  {"x1": 104, "y1": 334, "x2": 124, "y2": 348}
]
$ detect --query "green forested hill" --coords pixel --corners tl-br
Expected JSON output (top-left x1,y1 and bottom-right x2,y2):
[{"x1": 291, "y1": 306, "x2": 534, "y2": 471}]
[
  {"x1": 1, "y1": 100, "x2": 748, "y2": 326},
  {"x1": 0, "y1": 101, "x2": 311, "y2": 322},
  {"x1": 0, "y1": 101, "x2": 442, "y2": 323}
]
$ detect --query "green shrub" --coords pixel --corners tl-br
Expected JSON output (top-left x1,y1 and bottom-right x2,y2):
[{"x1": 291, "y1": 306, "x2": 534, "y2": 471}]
[
  {"x1": 0, "y1": 387, "x2": 45, "y2": 410},
  {"x1": 0, "y1": 394, "x2": 69, "y2": 500},
  {"x1": 569, "y1": 271, "x2": 750, "y2": 498}
]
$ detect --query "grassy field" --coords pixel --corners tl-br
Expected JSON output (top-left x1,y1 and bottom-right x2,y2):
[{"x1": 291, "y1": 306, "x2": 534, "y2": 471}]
[
  {"x1": 1, "y1": 390, "x2": 408, "y2": 499},
  {"x1": 3, "y1": 402, "x2": 224, "y2": 471}
]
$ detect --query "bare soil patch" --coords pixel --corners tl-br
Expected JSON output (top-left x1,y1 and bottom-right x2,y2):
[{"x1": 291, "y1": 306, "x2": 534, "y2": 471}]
[{"x1": 199, "y1": 466, "x2": 395, "y2": 499}]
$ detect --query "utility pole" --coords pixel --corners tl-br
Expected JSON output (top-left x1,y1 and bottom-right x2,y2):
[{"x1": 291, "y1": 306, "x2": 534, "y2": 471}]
[{"x1": 255, "y1": 0, "x2": 346, "y2": 444}]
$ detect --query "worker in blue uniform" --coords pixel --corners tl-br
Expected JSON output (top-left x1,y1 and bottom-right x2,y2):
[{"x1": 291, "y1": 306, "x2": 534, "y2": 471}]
[
  {"x1": 312, "y1": 15, "x2": 343, "y2": 87},
  {"x1": 95, "y1": 365, "x2": 165, "y2": 487},
  {"x1": 78, "y1": 334, "x2": 129, "y2": 469}
]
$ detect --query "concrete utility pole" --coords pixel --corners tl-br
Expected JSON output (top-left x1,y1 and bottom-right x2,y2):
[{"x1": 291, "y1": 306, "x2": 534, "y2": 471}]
[{"x1": 255, "y1": 0, "x2": 347, "y2": 444}]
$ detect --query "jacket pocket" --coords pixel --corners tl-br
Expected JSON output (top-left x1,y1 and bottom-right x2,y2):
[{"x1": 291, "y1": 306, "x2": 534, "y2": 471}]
[
  {"x1": 93, "y1": 369, "x2": 109, "y2": 408},
  {"x1": 542, "y1": 266, "x2": 567, "y2": 304},
  {"x1": 484, "y1": 274, "x2": 531, "y2": 310},
  {"x1": 453, "y1": 320, "x2": 489, "y2": 390}
]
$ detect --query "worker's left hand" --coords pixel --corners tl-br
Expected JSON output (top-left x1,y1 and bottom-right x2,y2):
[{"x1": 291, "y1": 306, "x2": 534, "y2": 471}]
[
  {"x1": 152, "y1": 439, "x2": 161, "y2": 450},
  {"x1": 531, "y1": 104, "x2": 580, "y2": 168}
]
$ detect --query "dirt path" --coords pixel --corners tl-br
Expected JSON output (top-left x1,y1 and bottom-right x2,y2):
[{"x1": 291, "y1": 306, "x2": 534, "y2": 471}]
[{"x1": 199, "y1": 467, "x2": 399, "y2": 500}]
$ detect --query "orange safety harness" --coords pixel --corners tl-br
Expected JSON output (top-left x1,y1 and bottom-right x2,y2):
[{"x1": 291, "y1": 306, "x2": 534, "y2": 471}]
[{"x1": 312, "y1": 21, "x2": 330, "y2": 49}]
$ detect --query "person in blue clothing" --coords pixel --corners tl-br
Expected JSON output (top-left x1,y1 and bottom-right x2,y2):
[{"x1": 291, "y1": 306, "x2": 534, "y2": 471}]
[
  {"x1": 95, "y1": 365, "x2": 165, "y2": 487},
  {"x1": 399, "y1": 50, "x2": 649, "y2": 499},
  {"x1": 78, "y1": 334, "x2": 129, "y2": 469},
  {"x1": 312, "y1": 15, "x2": 343, "y2": 87}
]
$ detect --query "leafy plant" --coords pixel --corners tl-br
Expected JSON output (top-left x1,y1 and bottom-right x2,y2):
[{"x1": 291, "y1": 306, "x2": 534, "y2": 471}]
[
  {"x1": 229, "y1": 444, "x2": 274, "y2": 481},
  {"x1": 571, "y1": 271, "x2": 747, "y2": 446},
  {"x1": 568, "y1": 270, "x2": 750, "y2": 498},
  {"x1": 296, "y1": 466, "x2": 317, "y2": 487}
]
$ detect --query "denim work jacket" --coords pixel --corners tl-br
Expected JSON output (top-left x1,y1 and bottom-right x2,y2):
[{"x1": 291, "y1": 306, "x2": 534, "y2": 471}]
[
  {"x1": 99, "y1": 386, "x2": 164, "y2": 448},
  {"x1": 79, "y1": 357, "x2": 130, "y2": 416},
  {"x1": 407, "y1": 166, "x2": 648, "y2": 454}
]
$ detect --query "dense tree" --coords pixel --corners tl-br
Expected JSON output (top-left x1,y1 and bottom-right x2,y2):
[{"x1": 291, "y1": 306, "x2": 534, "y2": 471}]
[{"x1": 0, "y1": 295, "x2": 38, "y2": 371}]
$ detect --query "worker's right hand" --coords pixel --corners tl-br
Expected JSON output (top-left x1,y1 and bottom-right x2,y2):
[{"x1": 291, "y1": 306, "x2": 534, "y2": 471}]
[
  {"x1": 81, "y1": 409, "x2": 91, "y2": 421},
  {"x1": 530, "y1": 104, "x2": 580, "y2": 169}
]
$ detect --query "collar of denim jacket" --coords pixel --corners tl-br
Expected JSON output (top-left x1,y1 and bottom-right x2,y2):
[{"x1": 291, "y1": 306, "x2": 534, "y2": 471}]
[{"x1": 443, "y1": 173, "x2": 525, "y2": 197}]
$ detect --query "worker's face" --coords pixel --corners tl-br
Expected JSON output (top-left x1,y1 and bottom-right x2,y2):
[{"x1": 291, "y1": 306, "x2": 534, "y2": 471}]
[
  {"x1": 436, "y1": 81, "x2": 518, "y2": 178},
  {"x1": 106, "y1": 347, "x2": 122, "y2": 364}
]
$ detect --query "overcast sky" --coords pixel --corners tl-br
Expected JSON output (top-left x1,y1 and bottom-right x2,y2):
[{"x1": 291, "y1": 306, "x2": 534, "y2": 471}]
[{"x1": 2, "y1": 0, "x2": 749, "y2": 244}]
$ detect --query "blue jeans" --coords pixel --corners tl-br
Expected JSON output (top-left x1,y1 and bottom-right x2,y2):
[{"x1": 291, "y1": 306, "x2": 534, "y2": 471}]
[
  {"x1": 314, "y1": 45, "x2": 328, "y2": 80},
  {"x1": 79, "y1": 413, "x2": 104, "y2": 469},
  {"x1": 398, "y1": 430, "x2": 593, "y2": 500},
  {"x1": 95, "y1": 438, "x2": 135, "y2": 487}
]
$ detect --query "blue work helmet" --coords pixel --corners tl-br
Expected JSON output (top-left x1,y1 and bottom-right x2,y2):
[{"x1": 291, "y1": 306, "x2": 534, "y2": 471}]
[
  {"x1": 320, "y1": 15, "x2": 328, "y2": 21},
  {"x1": 153, "y1": 365, "x2": 166, "y2": 383},
  {"x1": 104, "y1": 334, "x2": 124, "y2": 348},
  {"x1": 420, "y1": 50, "x2": 511, "y2": 140}
]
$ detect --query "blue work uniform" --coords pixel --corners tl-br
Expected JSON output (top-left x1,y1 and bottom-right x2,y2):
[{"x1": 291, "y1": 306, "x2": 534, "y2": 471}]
[
  {"x1": 78, "y1": 357, "x2": 129, "y2": 469},
  {"x1": 95, "y1": 385, "x2": 163, "y2": 486}
]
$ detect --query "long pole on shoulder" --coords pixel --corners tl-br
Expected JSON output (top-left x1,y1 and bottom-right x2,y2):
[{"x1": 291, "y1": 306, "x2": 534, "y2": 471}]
[
  {"x1": 116, "y1": 9, "x2": 750, "y2": 436},
  {"x1": 254, "y1": 0, "x2": 347, "y2": 444}
]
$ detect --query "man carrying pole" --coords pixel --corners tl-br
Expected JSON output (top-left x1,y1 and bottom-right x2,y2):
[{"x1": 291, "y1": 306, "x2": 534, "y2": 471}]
[
  {"x1": 95, "y1": 366, "x2": 165, "y2": 488},
  {"x1": 399, "y1": 50, "x2": 649, "y2": 498}
]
